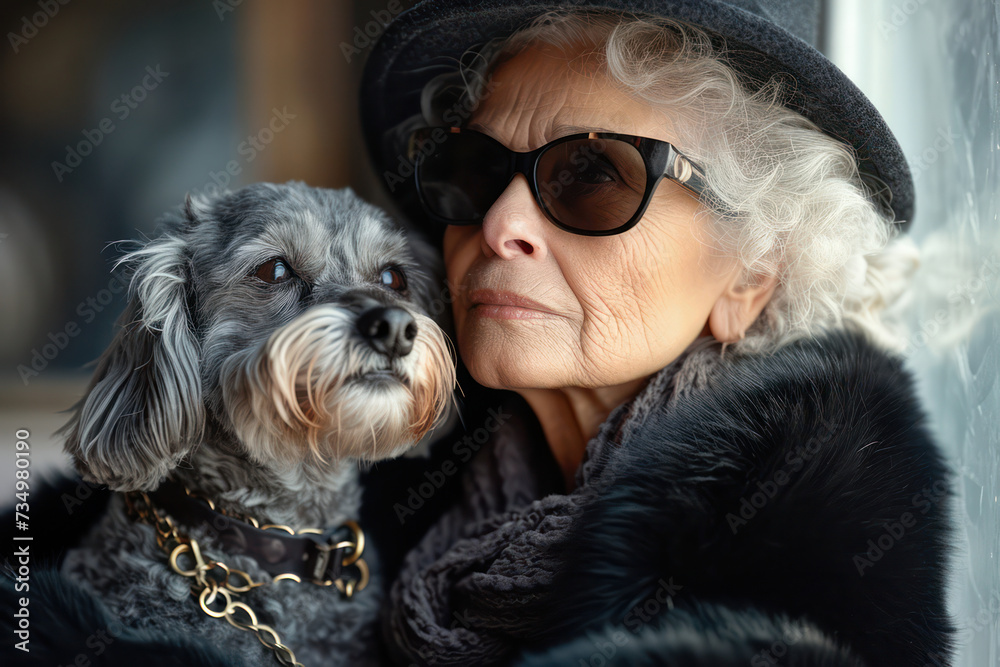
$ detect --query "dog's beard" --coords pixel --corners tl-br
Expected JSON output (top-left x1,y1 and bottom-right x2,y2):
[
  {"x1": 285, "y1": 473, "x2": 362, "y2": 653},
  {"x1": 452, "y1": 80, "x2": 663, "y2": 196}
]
[{"x1": 220, "y1": 305, "x2": 454, "y2": 465}]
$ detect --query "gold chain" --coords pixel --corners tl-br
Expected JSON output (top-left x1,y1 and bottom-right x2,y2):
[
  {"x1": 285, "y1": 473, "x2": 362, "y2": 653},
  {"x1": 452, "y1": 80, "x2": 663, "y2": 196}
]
[{"x1": 125, "y1": 491, "x2": 368, "y2": 667}]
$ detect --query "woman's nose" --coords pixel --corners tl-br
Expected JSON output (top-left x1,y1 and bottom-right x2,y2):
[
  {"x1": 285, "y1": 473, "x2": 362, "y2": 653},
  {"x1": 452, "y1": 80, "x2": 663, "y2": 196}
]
[{"x1": 480, "y1": 174, "x2": 549, "y2": 260}]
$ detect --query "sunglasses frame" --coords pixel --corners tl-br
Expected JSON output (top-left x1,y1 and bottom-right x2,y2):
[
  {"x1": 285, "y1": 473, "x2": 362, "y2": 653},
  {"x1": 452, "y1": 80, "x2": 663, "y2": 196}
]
[{"x1": 408, "y1": 126, "x2": 710, "y2": 237}]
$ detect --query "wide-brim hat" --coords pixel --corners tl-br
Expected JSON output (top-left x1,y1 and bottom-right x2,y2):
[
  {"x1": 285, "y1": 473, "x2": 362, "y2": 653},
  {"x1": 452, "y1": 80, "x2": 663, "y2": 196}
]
[{"x1": 359, "y1": 0, "x2": 914, "y2": 233}]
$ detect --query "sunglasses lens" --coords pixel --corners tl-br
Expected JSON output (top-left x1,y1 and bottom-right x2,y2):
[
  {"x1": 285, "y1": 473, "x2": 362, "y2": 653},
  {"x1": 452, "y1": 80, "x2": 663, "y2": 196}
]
[
  {"x1": 413, "y1": 130, "x2": 509, "y2": 222},
  {"x1": 536, "y1": 138, "x2": 647, "y2": 232}
]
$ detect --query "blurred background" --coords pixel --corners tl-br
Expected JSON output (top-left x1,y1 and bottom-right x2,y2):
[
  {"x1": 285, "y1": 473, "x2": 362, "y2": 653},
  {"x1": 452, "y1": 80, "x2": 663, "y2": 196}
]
[
  {"x1": 0, "y1": 0, "x2": 412, "y2": 493},
  {"x1": 0, "y1": 1, "x2": 996, "y2": 664}
]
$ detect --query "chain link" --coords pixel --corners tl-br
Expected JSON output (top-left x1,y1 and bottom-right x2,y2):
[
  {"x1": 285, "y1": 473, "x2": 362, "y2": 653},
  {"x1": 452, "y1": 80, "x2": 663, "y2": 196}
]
[{"x1": 125, "y1": 491, "x2": 367, "y2": 667}]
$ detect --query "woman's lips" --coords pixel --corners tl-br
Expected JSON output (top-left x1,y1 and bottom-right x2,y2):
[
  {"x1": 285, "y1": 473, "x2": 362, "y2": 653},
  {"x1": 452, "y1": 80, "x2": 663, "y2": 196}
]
[{"x1": 467, "y1": 289, "x2": 557, "y2": 320}]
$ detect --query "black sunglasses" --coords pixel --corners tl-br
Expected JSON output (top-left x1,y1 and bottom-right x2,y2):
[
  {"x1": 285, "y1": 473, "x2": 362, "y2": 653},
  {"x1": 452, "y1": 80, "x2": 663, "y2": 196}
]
[{"x1": 407, "y1": 126, "x2": 710, "y2": 236}]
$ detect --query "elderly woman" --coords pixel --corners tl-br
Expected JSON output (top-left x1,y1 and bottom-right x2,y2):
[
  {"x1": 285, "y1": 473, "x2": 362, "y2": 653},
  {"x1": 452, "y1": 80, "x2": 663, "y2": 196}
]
[{"x1": 360, "y1": 1, "x2": 953, "y2": 665}]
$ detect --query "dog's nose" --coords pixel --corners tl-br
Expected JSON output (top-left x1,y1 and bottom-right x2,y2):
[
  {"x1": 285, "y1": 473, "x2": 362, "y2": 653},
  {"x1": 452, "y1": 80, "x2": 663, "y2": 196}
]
[{"x1": 356, "y1": 306, "x2": 417, "y2": 358}]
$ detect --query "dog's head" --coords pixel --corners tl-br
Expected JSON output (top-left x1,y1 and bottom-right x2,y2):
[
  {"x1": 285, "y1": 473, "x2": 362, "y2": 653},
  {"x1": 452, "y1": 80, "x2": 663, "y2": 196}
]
[{"x1": 63, "y1": 182, "x2": 456, "y2": 491}]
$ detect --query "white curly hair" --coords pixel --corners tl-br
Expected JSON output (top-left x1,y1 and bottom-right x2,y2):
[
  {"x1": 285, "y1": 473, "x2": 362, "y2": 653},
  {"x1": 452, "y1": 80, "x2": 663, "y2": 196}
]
[{"x1": 422, "y1": 9, "x2": 918, "y2": 355}]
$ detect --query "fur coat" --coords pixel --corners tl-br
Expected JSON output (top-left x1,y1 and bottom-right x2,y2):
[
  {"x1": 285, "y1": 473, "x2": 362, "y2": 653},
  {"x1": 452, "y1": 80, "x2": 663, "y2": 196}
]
[
  {"x1": 376, "y1": 328, "x2": 955, "y2": 666},
  {"x1": 1, "y1": 328, "x2": 954, "y2": 666}
]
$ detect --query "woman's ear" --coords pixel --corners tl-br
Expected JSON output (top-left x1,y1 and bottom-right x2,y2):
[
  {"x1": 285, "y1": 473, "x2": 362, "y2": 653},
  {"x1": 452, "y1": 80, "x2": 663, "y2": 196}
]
[
  {"x1": 61, "y1": 231, "x2": 204, "y2": 491},
  {"x1": 708, "y1": 270, "x2": 780, "y2": 342}
]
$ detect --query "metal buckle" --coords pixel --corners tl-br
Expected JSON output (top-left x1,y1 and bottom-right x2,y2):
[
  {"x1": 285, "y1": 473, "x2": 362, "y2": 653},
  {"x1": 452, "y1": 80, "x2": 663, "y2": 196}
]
[
  {"x1": 311, "y1": 542, "x2": 348, "y2": 583},
  {"x1": 307, "y1": 524, "x2": 353, "y2": 583}
]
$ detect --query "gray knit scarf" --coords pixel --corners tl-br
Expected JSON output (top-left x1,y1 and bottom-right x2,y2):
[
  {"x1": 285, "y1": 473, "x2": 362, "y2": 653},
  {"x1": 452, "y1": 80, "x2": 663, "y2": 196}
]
[{"x1": 383, "y1": 336, "x2": 731, "y2": 666}]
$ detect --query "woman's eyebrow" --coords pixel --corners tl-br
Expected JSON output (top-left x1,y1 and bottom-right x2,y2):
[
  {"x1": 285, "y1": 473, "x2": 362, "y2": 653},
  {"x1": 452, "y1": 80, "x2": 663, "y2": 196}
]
[{"x1": 552, "y1": 124, "x2": 615, "y2": 135}]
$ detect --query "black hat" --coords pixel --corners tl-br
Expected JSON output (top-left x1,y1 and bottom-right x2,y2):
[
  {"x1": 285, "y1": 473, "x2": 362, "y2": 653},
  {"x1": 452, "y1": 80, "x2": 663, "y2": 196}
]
[{"x1": 360, "y1": 0, "x2": 914, "y2": 232}]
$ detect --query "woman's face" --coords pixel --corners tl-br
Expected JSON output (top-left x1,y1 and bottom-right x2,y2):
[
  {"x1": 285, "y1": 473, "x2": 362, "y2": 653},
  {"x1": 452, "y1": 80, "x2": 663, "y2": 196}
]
[{"x1": 443, "y1": 43, "x2": 746, "y2": 391}]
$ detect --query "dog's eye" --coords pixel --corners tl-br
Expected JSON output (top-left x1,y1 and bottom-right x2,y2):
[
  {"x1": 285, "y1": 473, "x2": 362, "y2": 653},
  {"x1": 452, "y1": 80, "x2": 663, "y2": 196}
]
[
  {"x1": 379, "y1": 266, "x2": 407, "y2": 291},
  {"x1": 253, "y1": 258, "x2": 293, "y2": 284}
]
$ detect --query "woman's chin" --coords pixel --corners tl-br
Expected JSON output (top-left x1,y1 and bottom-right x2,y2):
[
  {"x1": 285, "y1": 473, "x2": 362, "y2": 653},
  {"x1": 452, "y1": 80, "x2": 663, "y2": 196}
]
[{"x1": 461, "y1": 346, "x2": 565, "y2": 391}]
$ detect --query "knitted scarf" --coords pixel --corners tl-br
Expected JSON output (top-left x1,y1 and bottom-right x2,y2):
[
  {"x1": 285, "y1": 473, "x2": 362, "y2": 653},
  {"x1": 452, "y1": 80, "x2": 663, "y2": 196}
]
[{"x1": 383, "y1": 336, "x2": 730, "y2": 666}]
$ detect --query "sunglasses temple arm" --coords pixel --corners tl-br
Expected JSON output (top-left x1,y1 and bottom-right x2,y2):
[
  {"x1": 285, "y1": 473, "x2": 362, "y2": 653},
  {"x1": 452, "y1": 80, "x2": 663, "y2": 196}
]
[{"x1": 665, "y1": 145, "x2": 710, "y2": 198}]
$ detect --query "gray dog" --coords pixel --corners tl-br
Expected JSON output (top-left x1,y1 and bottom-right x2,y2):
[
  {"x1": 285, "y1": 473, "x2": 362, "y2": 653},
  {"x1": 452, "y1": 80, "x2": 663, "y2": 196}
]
[{"x1": 58, "y1": 182, "x2": 456, "y2": 666}]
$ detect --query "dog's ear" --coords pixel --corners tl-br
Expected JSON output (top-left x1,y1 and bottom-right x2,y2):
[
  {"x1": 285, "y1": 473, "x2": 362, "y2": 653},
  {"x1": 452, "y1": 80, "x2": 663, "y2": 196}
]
[{"x1": 62, "y1": 228, "x2": 204, "y2": 491}]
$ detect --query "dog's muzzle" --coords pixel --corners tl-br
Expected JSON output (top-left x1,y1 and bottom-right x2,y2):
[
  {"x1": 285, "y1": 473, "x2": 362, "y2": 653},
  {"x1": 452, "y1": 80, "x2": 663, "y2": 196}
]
[{"x1": 221, "y1": 293, "x2": 456, "y2": 463}]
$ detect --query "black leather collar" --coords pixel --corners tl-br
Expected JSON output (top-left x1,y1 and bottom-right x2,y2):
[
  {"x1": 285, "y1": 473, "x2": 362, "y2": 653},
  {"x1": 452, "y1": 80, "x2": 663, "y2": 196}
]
[{"x1": 146, "y1": 482, "x2": 359, "y2": 585}]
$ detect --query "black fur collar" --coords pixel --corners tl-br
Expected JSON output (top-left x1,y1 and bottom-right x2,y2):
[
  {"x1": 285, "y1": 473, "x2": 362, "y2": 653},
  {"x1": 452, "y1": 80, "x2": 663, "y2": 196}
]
[{"x1": 517, "y1": 328, "x2": 955, "y2": 666}]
